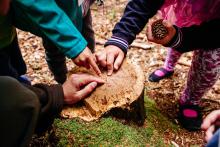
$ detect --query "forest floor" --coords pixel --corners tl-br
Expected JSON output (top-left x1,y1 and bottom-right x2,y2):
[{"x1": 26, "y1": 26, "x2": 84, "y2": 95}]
[{"x1": 17, "y1": 0, "x2": 220, "y2": 146}]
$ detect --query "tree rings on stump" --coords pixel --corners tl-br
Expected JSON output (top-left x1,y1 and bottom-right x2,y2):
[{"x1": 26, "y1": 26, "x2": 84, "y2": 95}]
[{"x1": 61, "y1": 59, "x2": 145, "y2": 124}]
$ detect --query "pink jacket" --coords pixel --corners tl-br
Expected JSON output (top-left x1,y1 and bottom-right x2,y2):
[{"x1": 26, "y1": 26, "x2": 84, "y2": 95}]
[{"x1": 160, "y1": 0, "x2": 220, "y2": 27}]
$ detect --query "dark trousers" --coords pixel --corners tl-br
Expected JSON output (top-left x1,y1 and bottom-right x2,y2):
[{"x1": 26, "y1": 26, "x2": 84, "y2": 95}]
[
  {"x1": 82, "y1": 9, "x2": 95, "y2": 52},
  {"x1": 0, "y1": 36, "x2": 27, "y2": 78},
  {"x1": 43, "y1": 9, "x2": 95, "y2": 84},
  {"x1": 0, "y1": 76, "x2": 40, "y2": 147}
]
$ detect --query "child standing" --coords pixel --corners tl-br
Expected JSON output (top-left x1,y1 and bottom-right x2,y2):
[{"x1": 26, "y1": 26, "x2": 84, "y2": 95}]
[
  {"x1": 148, "y1": 0, "x2": 220, "y2": 82},
  {"x1": 96, "y1": 0, "x2": 220, "y2": 131}
]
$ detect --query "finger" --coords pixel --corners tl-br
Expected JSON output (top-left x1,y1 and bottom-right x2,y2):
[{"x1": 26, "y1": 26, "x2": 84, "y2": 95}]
[
  {"x1": 75, "y1": 74, "x2": 105, "y2": 86},
  {"x1": 162, "y1": 20, "x2": 176, "y2": 36},
  {"x1": 76, "y1": 82, "x2": 97, "y2": 99},
  {"x1": 146, "y1": 24, "x2": 154, "y2": 41},
  {"x1": 80, "y1": 60, "x2": 90, "y2": 69},
  {"x1": 107, "y1": 53, "x2": 115, "y2": 75},
  {"x1": 202, "y1": 110, "x2": 220, "y2": 130},
  {"x1": 114, "y1": 52, "x2": 124, "y2": 70},
  {"x1": 205, "y1": 125, "x2": 215, "y2": 142},
  {"x1": 155, "y1": 15, "x2": 161, "y2": 20},
  {"x1": 72, "y1": 58, "x2": 79, "y2": 65},
  {"x1": 72, "y1": 56, "x2": 87, "y2": 67},
  {"x1": 88, "y1": 56, "x2": 101, "y2": 75},
  {"x1": 162, "y1": 20, "x2": 173, "y2": 28},
  {"x1": 146, "y1": 24, "x2": 151, "y2": 35},
  {"x1": 95, "y1": 51, "x2": 107, "y2": 67},
  {"x1": 94, "y1": 51, "x2": 102, "y2": 59},
  {"x1": 85, "y1": 63, "x2": 90, "y2": 69},
  {"x1": 155, "y1": 11, "x2": 162, "y2": 19},
  {"x1": 148, "y1": 18, "x2": 154, "y2": 24},
  {"x1": 74, "y1": 60, "x2": 84, "y2": 67},
  {"x1": 93, "y1": 53, "x2": 97, "y2": 63},
  {"x1": 79, "y1": 62, "x2": 89, "y2": 69}
]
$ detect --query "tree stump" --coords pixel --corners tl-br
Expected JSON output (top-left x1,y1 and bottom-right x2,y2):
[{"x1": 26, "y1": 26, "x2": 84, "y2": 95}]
[{"x1": 61, "y1": 59, "x2": 145, "y2": 124}]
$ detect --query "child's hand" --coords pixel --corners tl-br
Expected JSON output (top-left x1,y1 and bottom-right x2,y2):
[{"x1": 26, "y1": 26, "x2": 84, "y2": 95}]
[
  {"x1": 95, "y1": 45, "x2": 125, "y2": 75},
  {"x1": 201, "y1": 110, "x2": 220, "y2": 142},
  {"x1": 72, "y1": 47, "x2": 101, "y2": 75},
  {"x1": 146, "y1": 19, "x2": 176, "y2": 45}
]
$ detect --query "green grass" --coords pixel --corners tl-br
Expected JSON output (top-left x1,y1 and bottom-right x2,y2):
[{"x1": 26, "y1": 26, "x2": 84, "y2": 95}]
[
  {"x1": 53, "y1": 96, "x2": 178, "y2": 146},
  {"x1": 144, "y1": 97, "x2": 178, "y2": 132},
  {"x1": 55, "y1": 118, "x2": 152, "y2": 146}
]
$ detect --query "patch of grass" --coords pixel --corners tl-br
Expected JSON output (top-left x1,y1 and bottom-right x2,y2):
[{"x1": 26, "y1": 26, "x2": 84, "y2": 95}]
[
  {"x1": 55, "y1": 118, "x2": 153, "y2": 146},
  {"x1": 52, "y1": 96, "x2": 178, "y2": 146},
  {"x1": 144, "y1": 97, "x2": 178, "y2": 132}
]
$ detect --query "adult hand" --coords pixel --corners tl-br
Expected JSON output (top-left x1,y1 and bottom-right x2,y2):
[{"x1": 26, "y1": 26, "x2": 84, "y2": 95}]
[
  {"x1": 72, "y1": 47, "x2": 101, "y2": 75},
  {"x1": 95, "y1": 45, "x2": 125, "y2": 75},
  {"x1": 62, "y1": 74, "x2": 105, "y2": 104},
  {"x1": 201, "y1": 110, "x2": 220, "y2": 142},
  {"x1": 146, "y1": 19, "x2": 176, "y2": 45}
]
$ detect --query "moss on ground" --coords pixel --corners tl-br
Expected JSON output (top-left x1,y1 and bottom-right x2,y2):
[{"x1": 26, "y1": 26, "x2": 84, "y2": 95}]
[{"x1": 53, "y1": 96, "x2": 178, "y2": 146}]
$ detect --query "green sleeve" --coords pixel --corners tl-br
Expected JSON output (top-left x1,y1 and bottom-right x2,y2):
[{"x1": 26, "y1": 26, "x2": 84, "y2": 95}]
[{"x1": 14, "y1": 0, "x2": 87, "y2": 58}]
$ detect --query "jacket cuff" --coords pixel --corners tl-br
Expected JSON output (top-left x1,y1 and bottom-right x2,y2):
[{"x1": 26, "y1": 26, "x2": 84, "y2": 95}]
[
  {"x1": 104, "y1": 36, "x2": 129, "y2": 54},
  {"x1": 165, "y1": 25, "x2": 183, "y2": 50},
  {"x1": 46, "y1": 84, "x2": 64, "y2": 115},
  {"x1": 65, "y1": 38, "x2": 88, "y2": 59},
  {"x1": 33, "y1": 84, "x2": 64, "y2": 134},
  {"x1": 33, "y1": 84, "x2": 64, "y2": 117}
]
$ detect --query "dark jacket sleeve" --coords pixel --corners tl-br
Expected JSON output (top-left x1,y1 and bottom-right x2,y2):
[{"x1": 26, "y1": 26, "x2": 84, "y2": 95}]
[
  {"x1": 105, "y1": 0, "x2": 164, "y2": 53},
  {"x1": 167, "y1": 19, "x2": 220, "y2": 53},
  {"x1": 25, "y1": 83, "x2": 64, "y2": 134}
]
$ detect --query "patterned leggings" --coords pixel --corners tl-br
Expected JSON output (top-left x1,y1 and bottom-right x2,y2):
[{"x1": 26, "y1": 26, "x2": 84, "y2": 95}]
[{"x1": 164, "y1": 48, "x2": 220, "y2": 105}]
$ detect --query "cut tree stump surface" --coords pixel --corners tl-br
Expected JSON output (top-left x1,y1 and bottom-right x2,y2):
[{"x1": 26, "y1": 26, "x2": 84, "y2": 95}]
[{"x1": 61, "y1": 59, "x2": 145, "y2": 122}]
